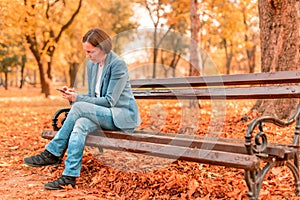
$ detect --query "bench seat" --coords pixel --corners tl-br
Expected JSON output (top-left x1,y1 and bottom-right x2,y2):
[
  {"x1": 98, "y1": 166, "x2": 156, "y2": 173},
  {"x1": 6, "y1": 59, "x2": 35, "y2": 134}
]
[{"x1": 42, "y1": 129, "x2": 297, "y2": 170}]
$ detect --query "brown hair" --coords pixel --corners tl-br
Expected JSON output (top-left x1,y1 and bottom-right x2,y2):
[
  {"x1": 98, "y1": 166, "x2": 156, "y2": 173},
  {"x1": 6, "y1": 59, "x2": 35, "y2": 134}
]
[{"x1": 82, "y1": 28, "x2": 112, "y2": 54}]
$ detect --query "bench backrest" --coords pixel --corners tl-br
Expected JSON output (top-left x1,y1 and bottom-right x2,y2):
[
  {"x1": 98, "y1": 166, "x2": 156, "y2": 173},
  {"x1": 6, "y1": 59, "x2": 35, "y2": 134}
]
[{"x1": 130, "y1": 70, "x2": 300, "y2": 99}]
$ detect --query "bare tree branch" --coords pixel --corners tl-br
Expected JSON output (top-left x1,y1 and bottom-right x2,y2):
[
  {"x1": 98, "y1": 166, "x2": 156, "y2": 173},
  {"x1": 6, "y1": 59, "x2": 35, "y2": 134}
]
[{"x1": 55, "y1": 0, "x2": 82, "y2": 43}]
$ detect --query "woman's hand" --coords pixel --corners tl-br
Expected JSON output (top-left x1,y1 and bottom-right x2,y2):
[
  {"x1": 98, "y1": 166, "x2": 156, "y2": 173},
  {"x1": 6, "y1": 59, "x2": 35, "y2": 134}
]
[
  {"x1": 61, "y1": 86, "x2": 76, "y2": 93},
  {"x1": 60, "y1": 86, "x2": 77, "y2": 102},
  {"x1": 62, "y1": 91, "x2": 77, "y2": 102}
]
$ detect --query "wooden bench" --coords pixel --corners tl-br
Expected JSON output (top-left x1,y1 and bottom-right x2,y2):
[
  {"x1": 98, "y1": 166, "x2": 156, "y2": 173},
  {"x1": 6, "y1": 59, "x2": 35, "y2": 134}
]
[{"x1": 42, "y1": 70, "x2": 300, "y2": 199}]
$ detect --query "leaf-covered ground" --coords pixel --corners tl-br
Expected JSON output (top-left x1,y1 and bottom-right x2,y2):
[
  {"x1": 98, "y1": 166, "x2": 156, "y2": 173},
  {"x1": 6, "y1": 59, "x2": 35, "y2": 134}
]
[{"x1": 0, "y1": 87, "x2": 299, "y2": 200}]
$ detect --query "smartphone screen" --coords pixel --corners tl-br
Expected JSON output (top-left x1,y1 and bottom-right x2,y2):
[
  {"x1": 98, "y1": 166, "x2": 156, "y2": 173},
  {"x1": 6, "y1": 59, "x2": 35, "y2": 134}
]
[{"x1": 56, "y1": 88, "x2": 66, "y2": 93}]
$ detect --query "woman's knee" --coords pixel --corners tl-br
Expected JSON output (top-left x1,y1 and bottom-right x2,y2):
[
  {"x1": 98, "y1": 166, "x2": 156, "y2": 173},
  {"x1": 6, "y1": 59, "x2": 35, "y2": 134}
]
[
  {"x1": 73, "y1": 117, "x2": 98, "y2": 134},
  {"x1": 69, "y1": 102, "x2": 86, "y2": 114}
]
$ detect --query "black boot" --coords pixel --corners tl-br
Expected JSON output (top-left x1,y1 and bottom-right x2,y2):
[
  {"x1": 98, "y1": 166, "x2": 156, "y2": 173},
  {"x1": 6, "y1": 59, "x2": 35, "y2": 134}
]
[
  {"x1": 24, "y1": 150, "x2": 60, "y2": 167},
  {"x1": 44, "y1": 175, "x2": 76, "y2": 190}
]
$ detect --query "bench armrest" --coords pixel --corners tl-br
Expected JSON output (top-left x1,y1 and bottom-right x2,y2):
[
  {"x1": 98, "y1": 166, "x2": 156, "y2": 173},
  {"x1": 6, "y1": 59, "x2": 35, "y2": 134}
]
[
  {"x1": 245, "y1": 103, "x2": 300, "y2": 155},
  {"x1": 52, "y1": 108, "x2": 70, "y2": 131}
]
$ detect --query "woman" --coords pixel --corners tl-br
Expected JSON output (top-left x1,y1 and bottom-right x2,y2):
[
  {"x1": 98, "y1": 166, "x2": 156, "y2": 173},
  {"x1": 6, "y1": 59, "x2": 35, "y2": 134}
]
[{"x1": 24, "y1": 28, "x2": 141, "y2": 190}]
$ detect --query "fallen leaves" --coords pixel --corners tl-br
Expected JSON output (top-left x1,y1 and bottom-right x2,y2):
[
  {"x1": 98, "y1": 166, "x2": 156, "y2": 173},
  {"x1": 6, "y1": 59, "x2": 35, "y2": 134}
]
[{"x1": 1, "y1": 87, "x2": 300, "y2": 199}]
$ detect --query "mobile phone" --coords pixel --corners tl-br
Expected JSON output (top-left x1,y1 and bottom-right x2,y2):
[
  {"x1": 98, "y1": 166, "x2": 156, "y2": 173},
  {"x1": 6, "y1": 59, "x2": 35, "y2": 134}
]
[{"x1": 56, "y1": 88, "x2": 66, "y2": 93}]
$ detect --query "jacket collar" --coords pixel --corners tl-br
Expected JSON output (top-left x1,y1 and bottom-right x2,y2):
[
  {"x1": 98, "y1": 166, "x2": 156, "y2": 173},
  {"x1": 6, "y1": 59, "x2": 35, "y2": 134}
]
[
  {"x1": 101, "y1": 51, "x2": 118, "y2": 77},
  {"x1": 98, "y1": 51, "x2": 119, "y2": 95}
]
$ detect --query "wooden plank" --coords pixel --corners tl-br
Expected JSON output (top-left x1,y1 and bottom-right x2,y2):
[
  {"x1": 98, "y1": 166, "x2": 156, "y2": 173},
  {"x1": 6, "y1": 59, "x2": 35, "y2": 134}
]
[
  {"x1": 41, "y1": 130, "x2": 287, "y2": 158},
  {"x1": 130, "y1": 70, "x2": 300, "y2": 88},
  {"x1": 94, "y1": 130, "x2": 287, "y2": 158},
  {"x1": 133, "y1": 86, "x2": 300, "y2": 99},
  {"x1": 85, "y1": 135, "x2": 260, "y2": 170},
  {"x1": 42, "y1": 130, "x2": 57, "y2": 140}
]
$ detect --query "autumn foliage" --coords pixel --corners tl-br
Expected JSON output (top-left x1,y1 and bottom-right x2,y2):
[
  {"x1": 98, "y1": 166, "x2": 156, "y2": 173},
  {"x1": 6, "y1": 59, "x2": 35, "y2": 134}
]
[{"x1": 0, "y1": 87, "x2": 300, "y2": 199}]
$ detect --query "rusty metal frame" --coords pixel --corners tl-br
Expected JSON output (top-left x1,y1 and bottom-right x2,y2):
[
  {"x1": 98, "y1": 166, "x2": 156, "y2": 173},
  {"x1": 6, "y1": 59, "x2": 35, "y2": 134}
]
[{"x1": 245, "y1": 103, "x2": 300, "y2": 199}]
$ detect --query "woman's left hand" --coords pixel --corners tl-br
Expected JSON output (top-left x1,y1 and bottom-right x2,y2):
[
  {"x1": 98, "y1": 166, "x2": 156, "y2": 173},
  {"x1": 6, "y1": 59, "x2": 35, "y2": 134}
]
[{"x1": 62, "y1": 91, "x2": 77, "y2": 102}]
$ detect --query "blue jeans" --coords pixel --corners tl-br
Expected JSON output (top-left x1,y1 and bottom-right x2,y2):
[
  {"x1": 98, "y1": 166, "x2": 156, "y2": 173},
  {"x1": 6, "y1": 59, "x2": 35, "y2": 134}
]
[{"x1": 45, "y1": 102, "x2": 119, "y2": 177}]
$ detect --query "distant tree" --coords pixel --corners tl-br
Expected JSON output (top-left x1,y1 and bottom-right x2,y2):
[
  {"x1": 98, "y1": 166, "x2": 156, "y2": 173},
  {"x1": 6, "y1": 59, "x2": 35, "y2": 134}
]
[
  {"x1": 0, "y1": 46, "x2": 20, "y2": 90},
  {"x1": 199, "y1": 0, "x2": 259, "y2": 74},
  {"x1": 23, "y1": 0, "x2": 82, "y2": 97},
  {"x1": 240, "y1": 0, "x2": 259, "y2": 73},
  {"x1": 0, "y1": 1, "x2": 27, "y2": 89},
  {"x1": 107, "y1": 0, "x2": 138, "y2": 55},
  {"x1": 59, "y1": 0, "x2": 138, "y2": 87},
  {"x1": 18, "y1": 54, "x2": 27, "y2": 89},
  {"x1": 143, "y1": 0, "x2": 173, "y2": 78},
  {"x1": 212, "y1": 2, "x2": 243, "y2": 74},
  {"x1": 159, "y1": 34, "x2": 186, "y2": 77},
  {"x1": 165, "y1": 1, "x2": 190, "y2": 77}
]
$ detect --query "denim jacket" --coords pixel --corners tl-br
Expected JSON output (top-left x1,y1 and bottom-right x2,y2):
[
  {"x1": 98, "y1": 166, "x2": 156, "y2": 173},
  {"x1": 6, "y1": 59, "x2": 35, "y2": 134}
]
[{"x1": 76, "y1": 51, "x2": 141, "y2": 130}]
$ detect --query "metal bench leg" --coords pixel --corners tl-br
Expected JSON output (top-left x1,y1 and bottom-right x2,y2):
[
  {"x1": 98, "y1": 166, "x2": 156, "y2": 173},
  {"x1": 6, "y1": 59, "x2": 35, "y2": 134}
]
[
  {"x1": 295, "y1": 152, "x2": 300, "y2": 196},
  {"x1": 245, "y1": 161, "x2": 277, "y2": 200},
  {"x1": 287, "y1": 158, "x2": 300, "y2": 196},
  {"x1": 245, "y1": 170, "x2": 258, "y2": 200},
  {"x1": 292, "y1": 116, "x2": 300, "y2": 196},
  {"x1": 246, "y1": 158, "x2": 300, "y2": 199}
]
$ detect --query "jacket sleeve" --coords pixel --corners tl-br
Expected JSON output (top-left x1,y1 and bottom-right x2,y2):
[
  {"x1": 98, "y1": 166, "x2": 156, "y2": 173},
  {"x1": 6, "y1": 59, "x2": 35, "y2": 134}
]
[{"x1": 75, "y1": 59, "x2": 128, "y2": 107}]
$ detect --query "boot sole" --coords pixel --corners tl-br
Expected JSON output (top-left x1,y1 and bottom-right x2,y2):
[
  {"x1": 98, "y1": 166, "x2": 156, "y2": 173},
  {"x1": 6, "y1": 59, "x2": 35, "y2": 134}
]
[
  {"x1": 44, "y1": 185, "x2": 64, "y2": 190},
  {"x1": 44, "y1": 183, "x2": 75, "y2": 190},
  {"x1": 23, "y1": 160, "x2": 60, "y2": 167}
]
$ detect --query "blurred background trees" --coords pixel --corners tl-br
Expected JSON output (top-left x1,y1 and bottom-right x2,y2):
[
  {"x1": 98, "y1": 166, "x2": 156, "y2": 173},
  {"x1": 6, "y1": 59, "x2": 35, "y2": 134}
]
[{"x1": 0, "y1": 0, "x2": 298, "y2": 97}]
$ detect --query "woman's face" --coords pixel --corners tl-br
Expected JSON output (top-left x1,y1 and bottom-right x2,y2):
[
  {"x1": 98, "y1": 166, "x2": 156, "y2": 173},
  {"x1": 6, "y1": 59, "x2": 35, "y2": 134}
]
[{"x1": 82, "y1": 42, "x2": 106, "y2": 63}]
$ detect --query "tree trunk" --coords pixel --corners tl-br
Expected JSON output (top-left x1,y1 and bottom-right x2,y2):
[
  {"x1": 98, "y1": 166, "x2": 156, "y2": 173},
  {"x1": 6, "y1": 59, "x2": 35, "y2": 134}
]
[
  {"x1": 19, "y1": 55, "x2": 26, "y2": 89},
  {"x1": 247, "y1": 45, "x2": 256, "y2": 73},
  {"x1": 188, "y1": 0, "x2": 201, "y2": 110},
  {"x1": 259, "y1": 0, "x2": 299, "y2": 72},
  {"x1": 223, "y1": 39, "x2": 233, "y2": 75},
  {"x1": 37, "y1": 62, "x2": 50, "y2": 97},
  {"x1": 189, "y1": 0, "x2": 200, "y2": 76},
  {"x1": 69, "y1": 62, "x2": 79, "y2": 87},
  {"x1": 153, "y1": 26, "x2": 158, "y2": 78},
  {"x1": 254, "y1": 0, "x2": 300, "y2": 119},
  {"x1": 170, "y1": 52, "x2": 180, "y2": 77},
  {"x1": 242, "y1": 7, "x2": 257, "y2": 74},
  {"x1": 4, "y1": 71, "x2": 8, "y2": 90}
]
